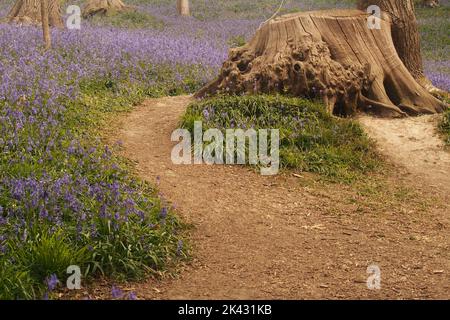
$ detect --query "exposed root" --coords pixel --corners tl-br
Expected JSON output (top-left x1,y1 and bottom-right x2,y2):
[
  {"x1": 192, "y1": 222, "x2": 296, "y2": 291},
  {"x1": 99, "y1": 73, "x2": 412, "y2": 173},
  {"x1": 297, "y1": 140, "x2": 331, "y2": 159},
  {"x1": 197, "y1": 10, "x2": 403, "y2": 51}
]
[{"x1": 196, "y1": 10, "x2": 447, "y2": 118}]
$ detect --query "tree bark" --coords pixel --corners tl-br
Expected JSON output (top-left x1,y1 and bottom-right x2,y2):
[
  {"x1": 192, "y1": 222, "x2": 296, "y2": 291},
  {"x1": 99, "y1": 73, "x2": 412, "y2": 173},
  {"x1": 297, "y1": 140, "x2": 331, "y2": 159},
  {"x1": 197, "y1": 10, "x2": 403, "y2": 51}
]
[
  {"x1": 177, "y1": 0, "x2": 190, "y2": 16},
  {"x1": 41, "y1": 0, "x2": 51, "y2": 50},
  {"x1": 82, "y1": 0, "x2": 132, "y2": 18},
  {"x1": 357, "y1": 0, "x2": 428, "y2": 86},
  {"x1": 196, "y1": 9, "x2": 446, "y2": 118},
  {"x1": 8, "y1": 0, "x2": 63, "y2": 28}
]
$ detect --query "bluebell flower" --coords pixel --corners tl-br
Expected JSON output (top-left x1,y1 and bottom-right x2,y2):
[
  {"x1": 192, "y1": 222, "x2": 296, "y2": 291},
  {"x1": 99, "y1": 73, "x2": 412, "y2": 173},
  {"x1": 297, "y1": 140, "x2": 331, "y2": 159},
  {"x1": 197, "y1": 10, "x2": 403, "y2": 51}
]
[
  {"x1": 128, "y1": 292, "x2": 137, "y2": 300},
  {"x1": 160, "y1": 207, "x2": 168, "y2": 219},
  {"x1": 176, "y1": 240, "x2": 183, "y2": 256},
  {"x1": 111, "y1": 286, "x2": 123, "y2": 299},
  {"x1": 46, "y1": 274, "x2": 59, "y2": 291}
]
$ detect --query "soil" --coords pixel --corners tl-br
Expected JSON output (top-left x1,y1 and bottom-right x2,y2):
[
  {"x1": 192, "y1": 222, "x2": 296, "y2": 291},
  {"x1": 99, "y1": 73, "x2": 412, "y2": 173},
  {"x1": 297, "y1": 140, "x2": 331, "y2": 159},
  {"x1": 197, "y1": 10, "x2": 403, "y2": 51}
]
[
  {"x1": 359, "y1": 115, "x2": 450, "y2": 193},
  {"x1": 100, "y1": 95, "x2": 449, "y2": 300}
]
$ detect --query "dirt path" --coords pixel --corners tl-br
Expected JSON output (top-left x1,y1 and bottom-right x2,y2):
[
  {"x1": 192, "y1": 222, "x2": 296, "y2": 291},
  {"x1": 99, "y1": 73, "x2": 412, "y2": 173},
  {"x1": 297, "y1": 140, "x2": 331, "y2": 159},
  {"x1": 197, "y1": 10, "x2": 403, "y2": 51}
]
[
  {"x1": 110, "y1": 96, "x2": 449, "y2": 299},
  {"x1": 359, "y1": 115, "x2": 450, "y2": 194}
]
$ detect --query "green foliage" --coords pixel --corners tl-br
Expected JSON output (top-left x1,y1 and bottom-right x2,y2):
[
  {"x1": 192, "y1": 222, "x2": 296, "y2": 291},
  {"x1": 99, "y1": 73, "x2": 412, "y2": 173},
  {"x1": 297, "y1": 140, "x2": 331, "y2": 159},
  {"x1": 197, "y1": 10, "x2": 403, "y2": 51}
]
[
  {"x1": 89, "y1": 10, "x2": 165, "y2": 30},
  {"x1": 416, "y1": 5, "x2": 450, "y2": 61},
  {"x1": 0, "y1": 260, "x2": 36, "y2": 300},
  {"x1": 182, "y1": 95, "x2": 381, "y2": 183},
  {"x1": 87, "y1": 205, "x2": 184, "y2": 280},
  {"x1": 12, "y1": 230, "x2": 89, "y2": 283},
  {"x1": 67, "y1": 63, "x2": 206, "y2": 133},
  {"x1": 440, "y1": 107, "x2": 450, "y2": 144},
  {"x1": 76, "y1": 77, "x2": 195, "y2": 270},
  {"x1": 227, "y1": 35, "x2": 247, "y2": 48},
  {"x1": 0, "y1": 73, "x2": 194, "y2": 299}
]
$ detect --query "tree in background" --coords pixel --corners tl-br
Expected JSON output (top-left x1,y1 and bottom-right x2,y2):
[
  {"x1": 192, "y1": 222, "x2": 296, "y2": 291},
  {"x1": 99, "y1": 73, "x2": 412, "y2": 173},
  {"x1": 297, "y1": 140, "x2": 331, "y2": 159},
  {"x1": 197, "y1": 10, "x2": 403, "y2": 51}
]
[
  {"x1": 41, "y1": 0, "x2": 51, "y2": 50},
  {"x1": 177, "y1": 0, "x2": 190, "y2": 16},
  {"x1": 82, "y1": 0, "x2": 132, "y2": 18},
  {"x1": 7, "y1": 0, "x2": 63, "y2": 27}
]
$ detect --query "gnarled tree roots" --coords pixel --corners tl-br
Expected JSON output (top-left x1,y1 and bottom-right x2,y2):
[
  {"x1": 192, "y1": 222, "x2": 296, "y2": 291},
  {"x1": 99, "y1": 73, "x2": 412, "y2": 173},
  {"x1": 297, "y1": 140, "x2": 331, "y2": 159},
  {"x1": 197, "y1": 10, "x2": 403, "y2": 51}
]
[
  {"x1": 196, "y1": 10, "x2": 447, "y2": 117},
  {"x1": 82, "y1": 0, "x2": 133, "y2": 18}
]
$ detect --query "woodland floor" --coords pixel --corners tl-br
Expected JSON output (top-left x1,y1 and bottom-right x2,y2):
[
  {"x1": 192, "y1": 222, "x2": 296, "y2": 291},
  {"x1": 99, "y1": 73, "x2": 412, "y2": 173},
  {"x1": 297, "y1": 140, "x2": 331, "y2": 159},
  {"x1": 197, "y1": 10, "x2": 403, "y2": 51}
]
[
  {"x1": 93, "y1": 95, "x2": 449, "y2": 300},
  {"x1": 359, "y1": 115, "x2": 450, "y2": 193}
]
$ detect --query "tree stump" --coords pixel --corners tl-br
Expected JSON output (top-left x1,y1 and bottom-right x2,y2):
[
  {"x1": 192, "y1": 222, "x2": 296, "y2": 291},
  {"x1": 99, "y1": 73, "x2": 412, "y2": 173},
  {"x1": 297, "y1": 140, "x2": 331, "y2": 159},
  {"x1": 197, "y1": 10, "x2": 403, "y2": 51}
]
[
  {"x1": 82, "y1": 0, "x2": 132, "y2": 18},
  {"x1": 358, "y1": 0, "x2": 437, "y2": 93},
  {"x1": 196, "y1": 9, "x2": 447, "y2": 117},
  {"x1": 7, "y1": 0, "x2": 63, "y2": 28}
]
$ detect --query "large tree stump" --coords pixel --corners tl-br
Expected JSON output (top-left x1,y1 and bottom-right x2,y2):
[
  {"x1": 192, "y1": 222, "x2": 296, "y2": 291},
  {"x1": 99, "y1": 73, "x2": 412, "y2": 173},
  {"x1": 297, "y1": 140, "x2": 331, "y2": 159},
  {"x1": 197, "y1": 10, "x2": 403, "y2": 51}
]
[
  {"x1": 196, "y1": 9, "x2": 446, "y2": 117},
  {"x1": 82, "y1": 0, "x2": 132, "y2": 18},
  {"x1": 357, "y1": 0, "x2": 440, "y2": 94},
  {"x1": 7, "y1": 0, "x2": 63, "y2": 28}
]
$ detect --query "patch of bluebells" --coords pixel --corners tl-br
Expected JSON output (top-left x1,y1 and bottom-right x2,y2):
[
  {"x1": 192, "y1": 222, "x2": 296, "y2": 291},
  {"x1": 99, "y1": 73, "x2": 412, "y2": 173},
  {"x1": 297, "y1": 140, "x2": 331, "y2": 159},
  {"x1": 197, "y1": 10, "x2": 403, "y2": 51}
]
[
  {"x1": 424, "y1": 60, "x2": 450, "y2": 92},
  {"x1": 0, "y1": 0, "x2": 448, "y2": 298},
  {"x1": 111, "y1": 285, "x2": 138, "y2": 300},
  {"x1": 0, "y1": 12, "x2": 199, "y2": 289}
]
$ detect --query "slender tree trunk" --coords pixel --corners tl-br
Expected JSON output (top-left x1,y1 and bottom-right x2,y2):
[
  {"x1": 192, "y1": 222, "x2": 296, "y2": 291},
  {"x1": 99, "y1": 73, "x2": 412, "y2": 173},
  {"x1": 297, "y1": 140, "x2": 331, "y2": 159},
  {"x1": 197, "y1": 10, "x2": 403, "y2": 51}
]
[
  {"x1": 177, "y1": 0, "x2": 190, "y2": 16},
  {"x1": 41, "y1": 0, "x2": 51, "y2": 50},
  {"x1": 357, "y1": 0, "x2": 425, "y2": 83}
]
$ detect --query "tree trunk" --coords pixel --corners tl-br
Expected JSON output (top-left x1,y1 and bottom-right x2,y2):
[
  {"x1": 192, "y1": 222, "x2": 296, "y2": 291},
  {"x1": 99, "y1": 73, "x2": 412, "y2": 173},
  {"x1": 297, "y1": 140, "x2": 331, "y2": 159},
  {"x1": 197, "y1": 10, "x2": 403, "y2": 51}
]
[
  {"x1": 196, "y1": 10, "x2": 446, "y2": 118},
  {"x1": 177, "y1": 0, "x2": 190, "y2": 16},
  {"x1": 41, "y1": 0, "x2": 51, "y2": 50},
  {"x1": 357, "y1": 0, "x2": 429, "y2": 88},
  {"x1": 82, "y1": 0, "x2": 132, "y2": 18},
  {"x1": 7, "y1": 0, "x2": 63, "y2": 28}
]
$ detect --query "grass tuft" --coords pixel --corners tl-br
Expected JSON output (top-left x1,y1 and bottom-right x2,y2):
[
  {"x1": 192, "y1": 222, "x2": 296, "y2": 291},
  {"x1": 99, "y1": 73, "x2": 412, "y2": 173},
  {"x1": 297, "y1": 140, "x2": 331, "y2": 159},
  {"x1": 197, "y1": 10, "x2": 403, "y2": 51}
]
[
  {"x1": 88, "y1": 10, "x2": 165, "y2": 30},
  {"x1": 440, "y1": 107, "x2": 450, "y2": 144},
  {"x1": 182, "y1": 95, "x2": 381, "y2": 183}
]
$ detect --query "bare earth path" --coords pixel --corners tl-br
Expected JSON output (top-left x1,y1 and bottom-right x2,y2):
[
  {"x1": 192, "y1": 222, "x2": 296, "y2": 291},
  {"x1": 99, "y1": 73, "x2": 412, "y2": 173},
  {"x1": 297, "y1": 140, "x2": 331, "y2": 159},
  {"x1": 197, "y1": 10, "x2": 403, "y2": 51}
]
[
  {"x1": 110, "y1": 96, "x2": 449, "y2": 299},
  {"x1": 360, "y1": 115, "x2": 450, "y2": 194}
]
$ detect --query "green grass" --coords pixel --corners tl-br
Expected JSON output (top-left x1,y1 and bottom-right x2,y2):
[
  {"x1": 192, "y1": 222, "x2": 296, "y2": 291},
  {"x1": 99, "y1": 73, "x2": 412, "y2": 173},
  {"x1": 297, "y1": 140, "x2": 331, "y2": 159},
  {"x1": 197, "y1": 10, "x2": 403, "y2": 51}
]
[
  {"x1": 0, "y1": 68, "x2": 200, "y2": 299},
  {"x1": 13, "y1": 231, "x2": 90, "y2": 284},
  {"x1": 416, "y1": 5, "x2": 450, "y2": 61},
  {"x1": 182, "y1": 95, "x2": 381, "y2": 183},
  {"x1": 52, "y1": 76, "x2": 198, "y2": 277},
  {"x1": 88, "y1": 10, "x2": 165, "y2": 30},
  {"x1": 440, "y1": 107, "x2": 450, "y2": 144}
]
